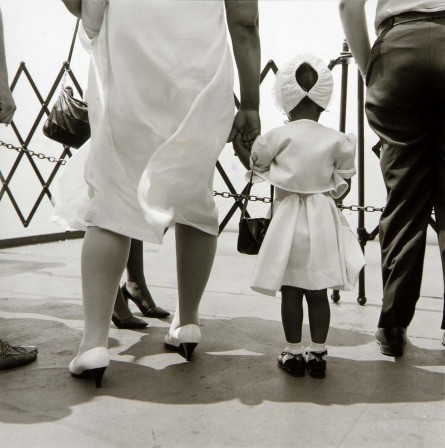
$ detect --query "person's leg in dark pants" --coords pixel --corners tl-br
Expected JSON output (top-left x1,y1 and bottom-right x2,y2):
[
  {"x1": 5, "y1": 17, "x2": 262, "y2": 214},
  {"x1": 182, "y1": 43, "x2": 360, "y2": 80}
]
[
  {"x1": 365, "y1": 20, "x2": 436, "y2": 355},
  {"x1": 430, "y1": 18, "x2": 445, "y2": 331}
]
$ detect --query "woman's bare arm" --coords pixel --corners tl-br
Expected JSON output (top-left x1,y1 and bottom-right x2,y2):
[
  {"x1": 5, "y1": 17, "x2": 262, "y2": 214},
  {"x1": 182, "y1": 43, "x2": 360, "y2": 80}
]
[
  {"x1": 0, "y1": 7, "x2": 16, "y2": 124},
  {"x1": 225, "y1": 0, "x2": 261, "y2": 148},
  {"x1": 61, "y1": 0, "x2": 81, "y2": 18}
]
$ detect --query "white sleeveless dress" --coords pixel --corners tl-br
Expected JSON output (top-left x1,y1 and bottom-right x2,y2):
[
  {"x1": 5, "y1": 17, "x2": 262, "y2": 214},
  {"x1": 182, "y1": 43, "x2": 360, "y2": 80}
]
[{"x1": 52, "y1": 0, "x2": 234, "y2": 243}]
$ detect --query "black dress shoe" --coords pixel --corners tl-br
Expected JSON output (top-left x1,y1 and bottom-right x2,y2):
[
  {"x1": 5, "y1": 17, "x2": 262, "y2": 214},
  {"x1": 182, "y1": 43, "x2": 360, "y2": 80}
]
[
  {"x1": 112, "y1": 312, "x2": 148, "y2": 329},
  {"x1": 375, "y1": 327, "x2": 407, "y2": 357},
  {"x1": 277, "y1": 351, "x2": 305, "y2": 377},
  {"x1": 122, "y1": 284, "x2": 170, "y2": 318},
  {"x1": 305, "y1": 350, "x2": 327, "y2": 379}
]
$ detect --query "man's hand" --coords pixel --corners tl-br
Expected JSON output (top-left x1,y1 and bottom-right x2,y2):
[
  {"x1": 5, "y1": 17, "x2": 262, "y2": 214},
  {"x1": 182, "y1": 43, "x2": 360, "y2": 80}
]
[{"x1": 0, "y1": 88, "x2": 16, "y2": 124}]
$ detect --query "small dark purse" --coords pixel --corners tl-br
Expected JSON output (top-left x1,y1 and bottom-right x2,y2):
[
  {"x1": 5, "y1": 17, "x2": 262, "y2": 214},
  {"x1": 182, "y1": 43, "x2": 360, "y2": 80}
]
[
  {"x1": 237, "y1": 166, "x2": 274, "y2": 255},
  {"x1": 42, "y1": 18, "x2": 90, "y2": 149},
  {"x1": 43, "y1": 86, "x2": 90, "y2": 149}
]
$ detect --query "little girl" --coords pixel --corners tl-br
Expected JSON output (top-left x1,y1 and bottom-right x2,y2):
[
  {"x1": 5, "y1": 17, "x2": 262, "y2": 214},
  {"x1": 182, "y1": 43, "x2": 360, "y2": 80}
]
[{"x1": 245, "y1": 54, "x2": 365, "y2": 378}]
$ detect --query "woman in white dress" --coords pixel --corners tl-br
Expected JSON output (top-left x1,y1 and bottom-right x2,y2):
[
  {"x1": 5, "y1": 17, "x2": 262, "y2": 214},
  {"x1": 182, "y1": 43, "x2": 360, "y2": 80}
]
[
  {"x1": 238, "y1": 55, "x2": 364, "y2": 379},
  {"x1": 59, "y1": 0, "x2": 260, "y2": 387}
]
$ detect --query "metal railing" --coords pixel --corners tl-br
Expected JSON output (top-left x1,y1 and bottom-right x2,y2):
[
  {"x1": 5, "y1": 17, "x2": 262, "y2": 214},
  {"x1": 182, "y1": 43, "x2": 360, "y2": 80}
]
[{"x1": 1, "y1": 39, "x2": 437, "y2": 305}]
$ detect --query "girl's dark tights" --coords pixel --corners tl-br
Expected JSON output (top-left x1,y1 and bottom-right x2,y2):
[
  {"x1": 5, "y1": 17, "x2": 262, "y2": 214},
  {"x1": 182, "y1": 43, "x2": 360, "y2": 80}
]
[{"x1": 281, "y1": 286, "x2": 330, "y2": 344}]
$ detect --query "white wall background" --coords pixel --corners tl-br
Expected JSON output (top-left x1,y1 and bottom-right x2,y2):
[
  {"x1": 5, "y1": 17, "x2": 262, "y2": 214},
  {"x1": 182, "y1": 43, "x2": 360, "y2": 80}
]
[{"x1": 0, "y1": 0, "x2": 393, "y2": 242}]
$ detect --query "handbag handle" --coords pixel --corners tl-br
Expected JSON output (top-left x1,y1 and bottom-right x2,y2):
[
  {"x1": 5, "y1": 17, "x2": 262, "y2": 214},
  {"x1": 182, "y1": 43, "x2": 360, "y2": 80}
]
[
  {"x1": 62, "y1": 18, "x2": 81, "y2": 86},
  {"x1": 67, "y1": 18, "x2": 81, "y2": 66},
  {"x1": 240, "y1": 162, "x2": 274, "y2": 221}
]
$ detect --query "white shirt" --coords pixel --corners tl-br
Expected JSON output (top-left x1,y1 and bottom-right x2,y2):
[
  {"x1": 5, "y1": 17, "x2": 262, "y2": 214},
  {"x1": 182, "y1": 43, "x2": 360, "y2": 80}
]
[
  {"x1": 373, "y1": 0, "x2": 445, "y2": 30},
  {"x1": 250, "y1": 120, "x2": 356, "y2": 199}
]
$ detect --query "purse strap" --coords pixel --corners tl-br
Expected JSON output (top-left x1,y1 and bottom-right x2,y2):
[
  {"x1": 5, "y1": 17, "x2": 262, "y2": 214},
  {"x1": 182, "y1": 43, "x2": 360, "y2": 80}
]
[
  {"x1": 62, "y1": 18, "x2": 81, "y2": 86},
  {"x1": 67, "y1": 18, "x2": 81, "y2": 66},
  {"x1": 240, "y1": 163, "x2": 274, "y2": 221}
]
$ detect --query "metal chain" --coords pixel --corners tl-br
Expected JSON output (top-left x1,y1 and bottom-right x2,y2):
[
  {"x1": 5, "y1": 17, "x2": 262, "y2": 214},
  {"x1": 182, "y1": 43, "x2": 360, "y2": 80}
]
[
  {"x1": 214, "y1": 190, "x2": 387, "y2": 211},
  {"x1": 338, "y1": 204, "x2": 385, "y2": 213},
  {"x1": 213, "y1": 190, "x2": 273, "y2": 203},
  {"x1": 0, "y1": 140, "x2": 67, "y2": 165},
  {"x1": 0, "y1": 141, "x2": 428, "y2": 215}
]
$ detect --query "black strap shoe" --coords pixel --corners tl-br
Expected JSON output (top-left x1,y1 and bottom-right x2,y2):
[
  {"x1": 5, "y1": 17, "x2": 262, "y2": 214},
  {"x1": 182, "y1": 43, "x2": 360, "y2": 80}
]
[
  {"x1": 277, "y1": 351, "x2": 305, "y2": 377},
  {"x1": 305, "y1": 350, "x2": 327, "y2": 379}
]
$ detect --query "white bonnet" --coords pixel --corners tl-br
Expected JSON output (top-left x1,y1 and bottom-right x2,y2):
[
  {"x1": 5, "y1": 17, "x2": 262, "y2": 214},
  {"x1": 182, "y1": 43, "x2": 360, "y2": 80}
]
[{"x1": 273, "y1": 54, "x2": 333, "y2": 114}]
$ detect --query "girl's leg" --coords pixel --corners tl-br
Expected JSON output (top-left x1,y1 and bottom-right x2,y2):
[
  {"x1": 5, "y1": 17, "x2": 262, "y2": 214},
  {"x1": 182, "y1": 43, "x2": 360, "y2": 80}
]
[
  {"x1": 304, "y1": 289, "x2": 330, "y2": 379},
  {"x1": 278, "y1": 286, "x2": 305, "y2": 376},
  {"x1": 281, "y1": 286, "x2": 305, "y2": 344},
  {"x1": 304, "y1": 289, "x2": 330, "y2": 344},
  {"x1": 173, "y1": 223, "x2": 217, "y2": 329},
  {"x1": 125, "y1": 239, "x2": 156, "y2": 308},
  {"x1": 79, "y1": 227, "x2": 131, "y2": 354}
]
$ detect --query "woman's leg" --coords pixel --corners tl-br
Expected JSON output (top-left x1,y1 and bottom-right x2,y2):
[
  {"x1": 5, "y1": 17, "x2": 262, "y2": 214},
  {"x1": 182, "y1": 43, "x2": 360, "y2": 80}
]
[
  {"x1": 125, "y1": 239, "x2": 156, "y2": 308},
  {"x1": 113, "y1": 288, "x2": 132, "y2": 319},
  {"x1": 173, "y1": 223, "x2": 217, "y2": 329},
  {"x1": 79, "y1": 227, "x2": 131, "y2": 353},
  {"x1": 304, "y1": 289, "x2": 330, "y2": 344},
  {"x1": 281, "y1": 286, "x2": 305, "y2": 344}
]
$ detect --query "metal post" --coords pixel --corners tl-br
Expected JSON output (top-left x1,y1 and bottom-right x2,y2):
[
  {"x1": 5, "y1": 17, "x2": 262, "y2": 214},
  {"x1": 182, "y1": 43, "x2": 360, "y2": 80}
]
[
  {"x1": 339, "y1": 40, "x2": 349, "y2": 133},
  {"x1": 357, "y1": 71, "x2": 367, "y2": 305},
  {"x1": 331, "y1": 40, "x2": 351, "y2": 304}
]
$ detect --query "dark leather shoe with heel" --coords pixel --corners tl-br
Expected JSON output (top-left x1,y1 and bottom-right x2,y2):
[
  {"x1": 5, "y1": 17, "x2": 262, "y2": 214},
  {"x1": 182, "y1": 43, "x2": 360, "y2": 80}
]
[
  {"x1": 122, "y1": 283, "x2": 170, "y2": 318},
  {"x1": 112, "y1": 312, "x2": 148, "y2": 329}
]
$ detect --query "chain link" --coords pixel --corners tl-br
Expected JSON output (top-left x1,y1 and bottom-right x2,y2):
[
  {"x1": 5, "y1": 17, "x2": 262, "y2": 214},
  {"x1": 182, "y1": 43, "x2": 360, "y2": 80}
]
[
  {"x1": 0, "y1": 139, "x2": 67, "y2": 165},
  {"x1": 338, "y1": 204, "x2": 385, "y2": 213},
  {"x1": 213, "y1": 190, "x2": 273, "y2": 203},
  {"x1": 0, "y1": 140, "x2": 426, "y2": 215},
  {"x1": 214, "y1": 190, "x2": 385, "y2": 211}
]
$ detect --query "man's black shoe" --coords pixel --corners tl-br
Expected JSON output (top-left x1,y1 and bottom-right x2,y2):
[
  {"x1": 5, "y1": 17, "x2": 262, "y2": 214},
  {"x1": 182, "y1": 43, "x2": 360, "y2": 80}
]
[
  {"x1": 375, "y1": 327, "x2": 407, "y2": 357},
  {"x1": 0, "y1": 339, "x2": 38, "y2": 370}
]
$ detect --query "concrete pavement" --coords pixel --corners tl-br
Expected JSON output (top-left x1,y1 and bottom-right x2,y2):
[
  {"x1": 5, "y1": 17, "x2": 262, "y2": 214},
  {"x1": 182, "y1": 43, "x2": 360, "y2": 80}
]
[{"x1": 0, "y1": 230, "x2": 444, "y2": 447}]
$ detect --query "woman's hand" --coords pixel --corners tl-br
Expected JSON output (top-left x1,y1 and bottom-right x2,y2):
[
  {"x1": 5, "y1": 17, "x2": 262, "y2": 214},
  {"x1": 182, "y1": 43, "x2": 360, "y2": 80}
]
[
  {"x1": 0, "y1": 87, "x2": 16, "y2": 124},
  {"x1": 228, "y1": 109, "x2": 260, "y2": 149}
]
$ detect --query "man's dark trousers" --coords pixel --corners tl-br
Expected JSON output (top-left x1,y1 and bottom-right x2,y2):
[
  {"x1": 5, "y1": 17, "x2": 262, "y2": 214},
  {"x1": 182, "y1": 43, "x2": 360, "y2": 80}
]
[{"x1": 365, "y1": 16, "x2": 445, "y2": 330}]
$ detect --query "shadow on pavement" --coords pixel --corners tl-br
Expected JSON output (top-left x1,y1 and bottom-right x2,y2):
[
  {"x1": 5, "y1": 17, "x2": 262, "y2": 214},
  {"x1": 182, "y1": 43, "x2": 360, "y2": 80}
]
[{"x1": 1, "y1": 315, "x2": 444, "y2": 425}]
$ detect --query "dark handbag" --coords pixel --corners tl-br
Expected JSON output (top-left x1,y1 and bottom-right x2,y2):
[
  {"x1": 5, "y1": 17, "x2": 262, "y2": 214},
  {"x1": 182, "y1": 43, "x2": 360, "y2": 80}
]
[
  {"x1": 43, "y1": 18, "x2": 90, "y2": 149},
  {"x1": 43, "y1": 86, "x2": 90, "y2": 149},
  {"x1": 237, "y1": 166, "x2": 274, "y2": 255}
]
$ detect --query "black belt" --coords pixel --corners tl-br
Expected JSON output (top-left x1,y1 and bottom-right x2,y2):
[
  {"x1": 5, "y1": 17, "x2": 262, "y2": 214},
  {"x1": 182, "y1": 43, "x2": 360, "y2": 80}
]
[{"x1": 379, "y1": 10, "x2": 445, "y2": 35}]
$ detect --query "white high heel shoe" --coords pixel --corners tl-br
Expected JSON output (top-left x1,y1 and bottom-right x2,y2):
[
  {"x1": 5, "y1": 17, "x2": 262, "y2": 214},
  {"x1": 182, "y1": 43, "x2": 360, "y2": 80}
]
[
  {"x1": 69, "y1": 347, "x2": 110, "y2": 388},
  {"x1": 164, "y1": 324, "x2": 201, "y2": 361}
]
